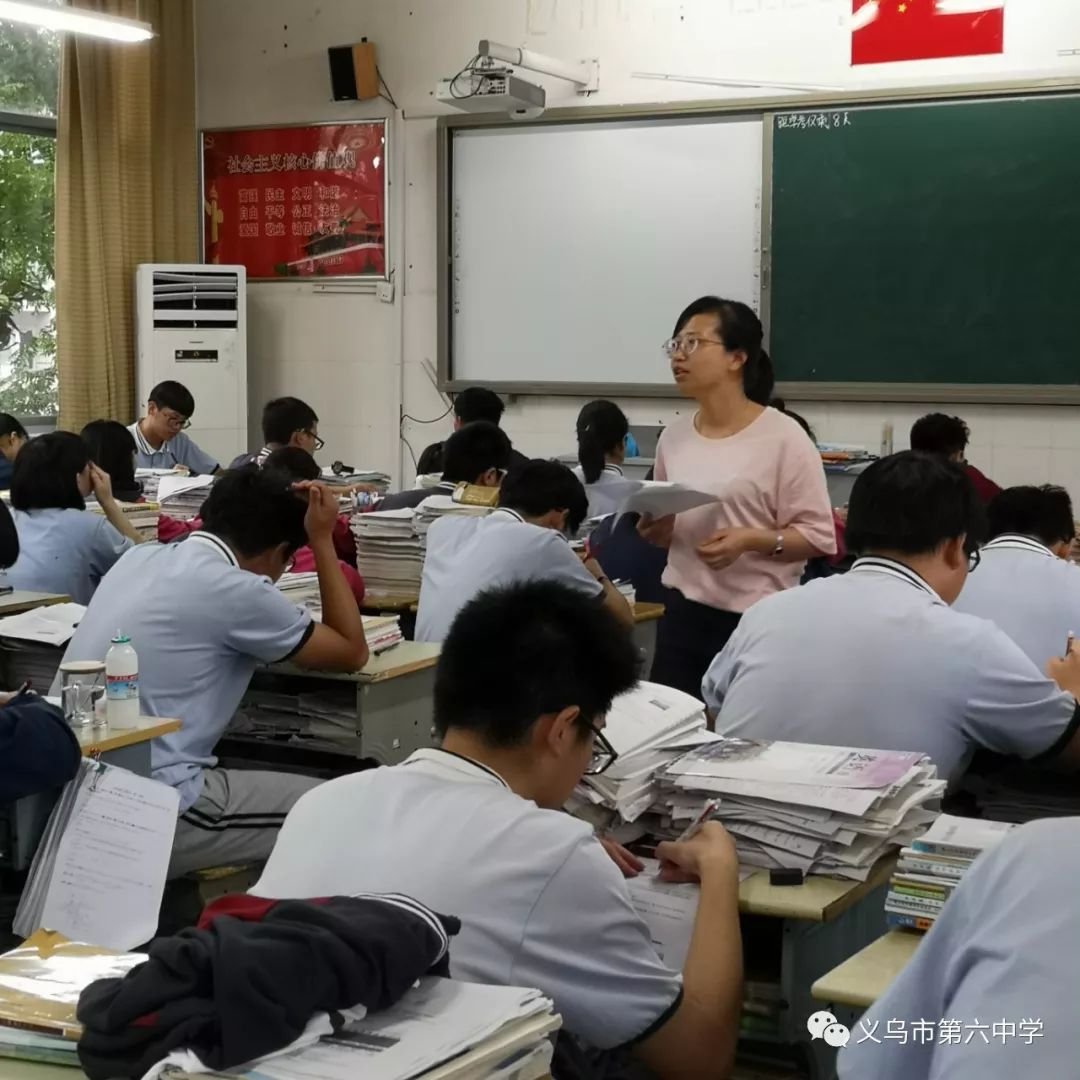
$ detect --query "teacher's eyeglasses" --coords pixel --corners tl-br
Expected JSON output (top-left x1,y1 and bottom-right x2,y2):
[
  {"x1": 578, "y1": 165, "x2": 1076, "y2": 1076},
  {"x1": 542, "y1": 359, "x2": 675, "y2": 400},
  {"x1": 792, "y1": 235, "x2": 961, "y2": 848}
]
[{"x1": 662, "y1": 335, "x2": 727, "y2": 359}]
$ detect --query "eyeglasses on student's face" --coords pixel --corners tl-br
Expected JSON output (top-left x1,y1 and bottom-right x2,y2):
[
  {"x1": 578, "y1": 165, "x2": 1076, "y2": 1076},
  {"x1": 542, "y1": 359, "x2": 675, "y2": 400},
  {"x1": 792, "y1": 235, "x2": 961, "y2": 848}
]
[
  {"x1": 967, "y1": 548, "x2": 981, "y2": 573},
  {"x1": 160, "y1": 409, "x2": 191, "y2": 431},
  {"x1": 302, "y1": 430, "x2": 325, "y2": 452},
  {"x1": 584, "y1": 723, "x2": 619, "y2": 776},
  {"x1": 661, "y1": 335, "x2": 728, "y2": 360}
]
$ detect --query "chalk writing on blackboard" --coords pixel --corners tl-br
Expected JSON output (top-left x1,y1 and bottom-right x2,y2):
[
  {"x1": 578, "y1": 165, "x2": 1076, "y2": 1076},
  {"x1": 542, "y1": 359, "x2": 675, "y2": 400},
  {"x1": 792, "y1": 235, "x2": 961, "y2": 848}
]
[{"x1": 776, "y1": 111, "x2": 853, "y2": 132}]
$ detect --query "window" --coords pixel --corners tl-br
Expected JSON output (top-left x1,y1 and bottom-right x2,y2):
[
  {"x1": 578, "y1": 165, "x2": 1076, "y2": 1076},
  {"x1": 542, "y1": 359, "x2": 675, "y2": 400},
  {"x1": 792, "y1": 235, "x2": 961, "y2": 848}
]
[{"x1": 0, "y1": 17, "x2": 59, "y2": 419}]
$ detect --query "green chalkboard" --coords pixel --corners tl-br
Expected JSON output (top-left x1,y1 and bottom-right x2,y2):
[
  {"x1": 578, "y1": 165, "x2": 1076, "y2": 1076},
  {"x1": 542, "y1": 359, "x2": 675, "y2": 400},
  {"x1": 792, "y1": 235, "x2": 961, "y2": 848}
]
[{"x1": 768, "y1": 96, "x2": 1080, "y2": 391}]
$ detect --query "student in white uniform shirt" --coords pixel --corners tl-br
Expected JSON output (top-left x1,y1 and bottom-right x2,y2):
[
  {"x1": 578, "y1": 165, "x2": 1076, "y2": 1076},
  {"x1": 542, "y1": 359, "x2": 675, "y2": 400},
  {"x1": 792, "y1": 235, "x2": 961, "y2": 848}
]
[
  {"x1": 839, "y1": 816, "x2": 1080, "y2": 1080},
  {"x1": 379, "y1": 421, "x2": 511, "y2": 512},
  {"x1": 129, "y1": 380, "x2": 219, "y2": 475},
  {"x1": 256, "y1": 581, "x2": 743, "y2": 1077},
  {"x1": 702, "y1": 452, "x2": 1080, "y2": 783},
  {"x1": 416, "y1": 459, "x2": 634, "y2": 642},
  {"x1": 6, "y1": 432, "x2": 144, "y2": 604},
  {"x1": 573, "y1": 399, "x2": 631, "y2": 520},
  {"x1": 954, "y1": 484, "x2": 1080, "y2": 668},
  {"x1": 59, "y1": 468, "x2": 369, "y2": 876}
]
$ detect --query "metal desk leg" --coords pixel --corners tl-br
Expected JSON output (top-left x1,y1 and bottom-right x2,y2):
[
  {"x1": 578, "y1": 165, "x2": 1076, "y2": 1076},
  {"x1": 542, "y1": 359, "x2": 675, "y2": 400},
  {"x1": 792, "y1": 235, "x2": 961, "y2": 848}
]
[{"x1": 357, "y1": 668, "x2": 439, "y2": 765}]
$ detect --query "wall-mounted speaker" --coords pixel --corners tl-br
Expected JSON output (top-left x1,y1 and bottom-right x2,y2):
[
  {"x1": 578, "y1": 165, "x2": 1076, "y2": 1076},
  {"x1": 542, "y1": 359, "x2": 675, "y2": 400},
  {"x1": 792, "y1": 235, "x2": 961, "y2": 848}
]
[{"x1": 328, "y1": 39, "x2": 379, "y2": 102}]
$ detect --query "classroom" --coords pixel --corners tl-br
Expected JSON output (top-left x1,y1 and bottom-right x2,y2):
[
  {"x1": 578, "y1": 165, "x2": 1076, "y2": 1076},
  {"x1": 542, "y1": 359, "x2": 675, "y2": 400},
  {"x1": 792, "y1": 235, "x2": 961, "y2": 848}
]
[{"x1": 1, "y1": 2, "x2": 1079, "y2": 1079}]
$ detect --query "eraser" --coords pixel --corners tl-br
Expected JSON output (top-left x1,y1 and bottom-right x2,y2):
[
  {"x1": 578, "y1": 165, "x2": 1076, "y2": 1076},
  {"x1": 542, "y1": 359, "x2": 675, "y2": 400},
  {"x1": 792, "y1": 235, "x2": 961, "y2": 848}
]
[{"x1": 769, "y1": 868, "x2": 805, "y2": 887}]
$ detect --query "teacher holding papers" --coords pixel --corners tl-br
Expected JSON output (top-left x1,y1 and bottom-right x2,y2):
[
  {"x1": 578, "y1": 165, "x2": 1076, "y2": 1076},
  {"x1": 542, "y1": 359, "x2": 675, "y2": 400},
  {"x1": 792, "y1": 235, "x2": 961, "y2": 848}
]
[{"x1": 639, "y1": 297, "x2": 835, "y2": 699}]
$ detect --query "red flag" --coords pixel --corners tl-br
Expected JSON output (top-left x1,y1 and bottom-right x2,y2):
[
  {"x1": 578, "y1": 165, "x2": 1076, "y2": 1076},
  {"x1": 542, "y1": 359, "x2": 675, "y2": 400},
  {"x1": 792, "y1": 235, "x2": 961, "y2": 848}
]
[{"x1": 852, "y1": 0, "x2": 1004, "y2": 66}]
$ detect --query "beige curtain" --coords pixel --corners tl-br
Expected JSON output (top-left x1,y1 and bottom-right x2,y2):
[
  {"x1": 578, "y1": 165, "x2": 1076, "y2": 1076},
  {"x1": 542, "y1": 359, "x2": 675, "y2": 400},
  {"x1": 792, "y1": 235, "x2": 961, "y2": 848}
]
[{"x1": 55, "y1": 0, "x2": 197, "y2": 431}]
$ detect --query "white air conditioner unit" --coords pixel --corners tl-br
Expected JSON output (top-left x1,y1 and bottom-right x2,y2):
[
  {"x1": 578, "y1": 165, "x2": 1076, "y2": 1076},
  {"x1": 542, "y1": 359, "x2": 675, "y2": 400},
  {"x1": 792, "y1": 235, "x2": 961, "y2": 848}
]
[{"x1": 134, "y1": 264, "x2": 248, "y2": 468}]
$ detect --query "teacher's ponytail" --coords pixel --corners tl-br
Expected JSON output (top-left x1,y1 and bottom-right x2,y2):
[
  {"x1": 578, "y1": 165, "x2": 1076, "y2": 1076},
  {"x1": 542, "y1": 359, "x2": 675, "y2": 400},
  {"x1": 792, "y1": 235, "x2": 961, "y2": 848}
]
[{"x1": 576, "y1": 400, "x2": 629, "y2": 484}]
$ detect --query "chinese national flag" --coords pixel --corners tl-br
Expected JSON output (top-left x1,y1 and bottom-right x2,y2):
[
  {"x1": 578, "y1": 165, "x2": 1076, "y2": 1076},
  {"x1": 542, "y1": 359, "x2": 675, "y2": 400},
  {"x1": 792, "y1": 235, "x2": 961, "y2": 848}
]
[{"x1": 852, "y1": 0, "x2": 1004, "y2": 66}]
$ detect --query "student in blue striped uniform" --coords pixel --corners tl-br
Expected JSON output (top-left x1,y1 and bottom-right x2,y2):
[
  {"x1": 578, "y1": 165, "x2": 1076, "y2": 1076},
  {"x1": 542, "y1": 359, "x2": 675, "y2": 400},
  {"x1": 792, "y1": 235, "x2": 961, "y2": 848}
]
[
  {"x1": 954, "y1": 484, "x2": 1080, "y2": 668},
  {"x1": 129, "y1": 381, "x2": 220, "y2": 475},
  {"x1": 573, "y1": 399, "x2": 632, "y2": 521}
]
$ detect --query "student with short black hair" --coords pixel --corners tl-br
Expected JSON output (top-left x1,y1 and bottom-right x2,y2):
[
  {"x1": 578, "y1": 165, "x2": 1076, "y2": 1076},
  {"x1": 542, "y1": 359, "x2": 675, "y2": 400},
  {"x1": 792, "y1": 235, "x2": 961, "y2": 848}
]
[
  {"x1": 0, "y1": 413, "x2": 28, "y2": 490},
  {"x1": 416, "y1": 460, "x2": 633, "y2": 641},
  {"x1": 704, "y1": 451, "x2": 1080, "y2": 782},
  {"x1": 417, "y1": 386, "x2": 528, "y2": 478},
  {"x1": 910, "y1": 412, "x2": 1000, "y2": 505},
  {"x1": 7, "y1": 432, "x2": 144, "y2": 603},
  {"x1": 381, "y1": 421, "x2": 512, "y2": 511},
  {"x1": 129, "y1": 381, "x2": 219, "y2": 475},
  {"x1": 954, "y1": 485, "x2": 1080, "y2": 668},
  {"x1": 256, "y1": 581, "x2": 744, "y2": 1078},
  {"x1": 639, "y1": 297, "x2": 835, "y2": 699},
  {"x1": 59, "y1": 468, "x2": 370, "y2": 875},
  {"x1": 81, "y1": 420, "x2": 142, "y2": 503},
  {"x1": 231, "y1": 397, "x2": 322, "y2": 469},
  {"x1": 574, "y1": 400, "x2": 631, "y2": 520}
]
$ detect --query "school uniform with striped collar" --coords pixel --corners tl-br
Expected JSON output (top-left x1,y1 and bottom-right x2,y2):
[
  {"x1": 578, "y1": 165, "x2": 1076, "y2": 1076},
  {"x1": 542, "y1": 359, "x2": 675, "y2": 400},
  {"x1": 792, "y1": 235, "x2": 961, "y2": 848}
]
[
  {"x1": 572, "y1": 463, "x2": 634, "y2": 520},
  {"x1": 702, "y1": 556, "x2": 1079, "y2": 782},
  {"x1": 128, "y1": 421, "x2": 218, "y2": 475},
  {"x1": 954, "y1": 534, "x2": 1080, "y2": 669}
]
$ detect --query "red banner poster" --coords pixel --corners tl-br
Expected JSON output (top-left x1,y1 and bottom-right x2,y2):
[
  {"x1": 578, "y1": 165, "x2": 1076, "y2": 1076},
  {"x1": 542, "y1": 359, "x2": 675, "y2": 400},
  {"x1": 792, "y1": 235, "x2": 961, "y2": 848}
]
[
  {"x1": 201, "y1": 123, "x2": 386, "y2": 278},
  {"x1": 852, "y1": 0, "x2": 1004, "y2": 66}
]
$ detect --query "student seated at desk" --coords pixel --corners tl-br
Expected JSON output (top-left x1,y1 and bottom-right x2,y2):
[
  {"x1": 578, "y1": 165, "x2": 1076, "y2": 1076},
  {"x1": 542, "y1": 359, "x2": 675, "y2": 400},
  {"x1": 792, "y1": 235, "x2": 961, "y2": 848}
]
[
  {"x1": 58, "y1": 469, "x2": 370, "y2": 877},
  {"x1": 380, "y1": 420, "x2": 511, "y2": 511},
  {"x1": 573, "y1": 399, "x2": 631, "y2": 519},
  {"x1": 0, "y1": 501, "x2": 80, "y2": 802},
  {"x1": 81, "y1": 420, "x2": 143, "y2": 503},
  {"x1": 416, "y1": 386, "x2": 529, "y2": 478},
  {"x1": 911, "y1": 412, "x2": 1000, "y2": 506},
  {"x1": 702, "y1": 452, "x2": 1080, "y2": 784},
  {"x1": 415, "y1": 460, "x2": 634, "y2": 642},
  {"x1": 6, "y1": 432, "x2": 144, "y2": 604},
  {"x1": 230, "y1": 396, "x2": 322, "y2": 470},
  {"x1": 0, "y1": 413, "x2": 28, "y2": 491},
  {"x1": 255, "y1": 582, "x2": 743, "y2": 1078},
  {"x1": 130, "y1": 380, "x2": 219, "y2": 475},
  {"x1": 839, "y1": 817, "x2": 1080, "y2": 1080},
  {"x1": 954, "y1": 485, "x2": 1080, "y2": 668}
]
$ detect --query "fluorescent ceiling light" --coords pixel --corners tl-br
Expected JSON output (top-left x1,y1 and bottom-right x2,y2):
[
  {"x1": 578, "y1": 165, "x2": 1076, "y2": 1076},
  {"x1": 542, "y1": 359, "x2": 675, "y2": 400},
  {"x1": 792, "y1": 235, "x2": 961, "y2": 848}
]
[{"x1": 0, "y1": 0, "x2": 153, "y2": 42}]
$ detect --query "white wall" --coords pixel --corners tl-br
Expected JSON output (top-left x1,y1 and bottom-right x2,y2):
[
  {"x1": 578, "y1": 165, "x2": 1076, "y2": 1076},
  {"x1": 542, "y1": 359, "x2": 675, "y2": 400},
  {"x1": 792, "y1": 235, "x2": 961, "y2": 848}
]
[{"x1": 196, "y1": 0, "x2": 1080, "y2": 493}]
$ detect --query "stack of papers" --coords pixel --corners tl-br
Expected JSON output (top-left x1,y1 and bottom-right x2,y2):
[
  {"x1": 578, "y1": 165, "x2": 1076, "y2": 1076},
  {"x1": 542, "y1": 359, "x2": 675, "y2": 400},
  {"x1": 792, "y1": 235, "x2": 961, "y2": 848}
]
[
  {"x1": 0, "y1": 602, "x2": 87, "y2": 687},
  {"x1": 134, "y1": 468, "x2": 179, "y2": 503},
  {"x1": 351, "y1": 508, "x2": 425, "y2": 595},
  {"x1": 87, "y1": 499, "x2": 161, "y2": 539},
  {"x1": 568, "y1": 683, "x2": 712, "y2": 837},
  {"x1": 274, "y1": 576, "x2": 404, "y2": 654},
  {"x1": 654, "y1": 740, "x2": 945, "y2": 881},
  {"x1": 886, "y1": 814, "x2": 1017, "y2": 931},
  {"x1": 157, "y1": 473, "x2": 215, "y2": 521},
  {"x1": 321, "y1": 466, "x2": 391, "y2": 493},
  {"x1": 232, "y1": 683, "x2": 360, "y2": 747},
  {"x1": 0, "y1": 932, "x2": 145, "y2": 1066},
  {"x1": 413, "y1": 494, "x2": 493, "y2": 537},
  {"x1": 14, "y1": 759, "x2": 179, "y2": 950},
  {"x1": 164, "y1": 977, "x2": 558, "y2": 1080}
]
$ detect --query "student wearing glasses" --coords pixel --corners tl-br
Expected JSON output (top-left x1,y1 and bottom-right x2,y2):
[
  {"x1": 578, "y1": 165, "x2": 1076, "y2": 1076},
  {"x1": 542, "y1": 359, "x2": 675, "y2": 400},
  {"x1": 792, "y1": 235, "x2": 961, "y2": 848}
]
[
  {"x1": 255, "y1": 581, "x2": 744, "y2": 1079},
  {"x1": 703, "y1": 452, "x2": 1080, "y2": 783},
  {"x1": 639, "y1": 297, "x2": 835, "y2": 699},
  {"x1": 129, "y1": 381, "x2": 220, "y2": 475},
  {"x1": 230, "y1": 396, "x2": 323, "y2": 470}
]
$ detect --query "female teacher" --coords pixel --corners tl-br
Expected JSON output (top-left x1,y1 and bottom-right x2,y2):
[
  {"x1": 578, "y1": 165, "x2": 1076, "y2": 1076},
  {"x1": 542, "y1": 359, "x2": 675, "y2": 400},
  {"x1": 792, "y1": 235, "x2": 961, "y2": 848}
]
[{"x1": 640, "y1": 296, "x2": 835, "y2": 699}]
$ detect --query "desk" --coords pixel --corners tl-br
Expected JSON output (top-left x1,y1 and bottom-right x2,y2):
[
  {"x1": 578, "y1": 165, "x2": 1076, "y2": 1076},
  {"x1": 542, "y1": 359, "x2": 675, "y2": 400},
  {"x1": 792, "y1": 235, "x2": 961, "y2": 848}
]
[
  {"x1": 2, "y1": 718, "x2": 180, "y2": 873},
  {"x1": 735, "y1": 856, "x2": 895, "y2": 1079},
  {"x1": 226, "y1": 642, "x2": 442, "y2": 771},
  {"x1": 0, "y1": 591, "x2": 69, "y2": 616},
  {"x1": 632, "y1": 602, "x2": 663, "y2": 672},
  {"x1": 812, "y1": 928, "x2": 923, "y2": 1010},
  {"x1": 0, "y1": 1063, "x2": 80, "y2": 1080}
]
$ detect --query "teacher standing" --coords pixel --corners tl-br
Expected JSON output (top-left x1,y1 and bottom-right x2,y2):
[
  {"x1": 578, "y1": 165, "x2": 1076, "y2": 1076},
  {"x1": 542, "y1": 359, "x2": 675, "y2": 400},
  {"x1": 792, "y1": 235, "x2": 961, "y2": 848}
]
[{"x1": 640, "y1": 297, "x2": 835, "y2": 699}]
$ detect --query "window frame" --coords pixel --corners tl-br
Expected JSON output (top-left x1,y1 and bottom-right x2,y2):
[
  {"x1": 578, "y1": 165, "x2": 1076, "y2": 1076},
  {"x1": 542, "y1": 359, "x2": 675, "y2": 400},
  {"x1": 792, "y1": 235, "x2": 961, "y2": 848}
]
[{"x1": 0, "y1": 108, "x2": 58, "y2": 424}]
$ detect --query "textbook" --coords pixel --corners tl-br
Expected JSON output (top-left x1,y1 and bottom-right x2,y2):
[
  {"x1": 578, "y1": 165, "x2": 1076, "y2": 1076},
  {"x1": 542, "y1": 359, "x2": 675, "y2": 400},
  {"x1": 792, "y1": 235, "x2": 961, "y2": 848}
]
[{"x1": 911, "y1": 815, "x2": 1016, "y2": 861}]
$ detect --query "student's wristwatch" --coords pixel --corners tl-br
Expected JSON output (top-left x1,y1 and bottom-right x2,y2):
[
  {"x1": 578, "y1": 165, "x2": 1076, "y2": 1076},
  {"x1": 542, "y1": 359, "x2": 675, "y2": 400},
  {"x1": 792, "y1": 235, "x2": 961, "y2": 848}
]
[{"x1": 770, "y1": 532, "x2": 785, "y2": 558}]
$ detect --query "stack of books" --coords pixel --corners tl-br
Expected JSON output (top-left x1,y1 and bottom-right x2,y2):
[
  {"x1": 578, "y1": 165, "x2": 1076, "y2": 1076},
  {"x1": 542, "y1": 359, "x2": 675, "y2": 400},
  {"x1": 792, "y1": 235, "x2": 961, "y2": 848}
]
[
  {"x1": 87, "y1": 499, "x2": 161, "y2": 540},
  {"x1": 568, "y1": 682, "x2": 711, "y2": 841},
  {"x1": 351, "y1": 508, "x2": 426, "y2": 596},
  {"x1": 231, "y1": 682, "x2": 359, "y2": 747},
  {"x1": 156, "y1": 474, "x2": 215, "y2": 522},
  {"x1": 413, "y1": 493, "x2": 494, "y2": 537},
  {"x1": 363, "y1": 614, "x2": 405, "y2": 654},
  {"x1": 652, "y1": 741, "x2": 944, "y2": 881},
  {"x1": 134, "y1": 468, "x2": 177, "y2": 503},
  {"x1": 321, "y1": 465, "x2": 391, "y2": 494},
  {"x1": 885, "y1": 814, "x2": 1017, "y2": 931},
  {"x1": 0, "y1": 602, "x2": 86, "y2": 688},
  {"x1": 273, "y1": 576, "x2": 405, "y2": 654},
  {"x1": 0, "y1": 932, "x2": 146, "y2": 1067}
]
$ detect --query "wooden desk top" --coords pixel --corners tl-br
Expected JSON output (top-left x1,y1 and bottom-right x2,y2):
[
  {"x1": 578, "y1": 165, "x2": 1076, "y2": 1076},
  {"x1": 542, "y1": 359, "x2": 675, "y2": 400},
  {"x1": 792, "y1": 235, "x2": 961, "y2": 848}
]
[
  {"x1": 812, "y1": 928, "x2": 923, "y2": 1009},
  {"x1": 76, "y1": 717, "x2": 181, "y2": 755},
  {"x1": 632, "y1": 602, "x2": 665, "y2": 624},
  {"x1": 738, "y1": 853, "x2": 897, "y2": 923},
  {"x1": 268, "y1": 641, "x2": 442, "y2": 684},
  {"x1": 0, "y1": 591, "x2": 71, "y2": 616}
]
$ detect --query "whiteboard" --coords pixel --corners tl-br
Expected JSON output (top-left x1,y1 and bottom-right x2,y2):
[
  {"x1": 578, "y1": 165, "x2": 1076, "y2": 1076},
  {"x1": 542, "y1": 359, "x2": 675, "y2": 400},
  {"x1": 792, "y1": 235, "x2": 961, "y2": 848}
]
[{"x1": 448, "y1": 115, "x2": 764, "y2": 390}]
